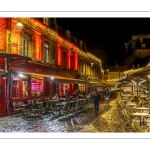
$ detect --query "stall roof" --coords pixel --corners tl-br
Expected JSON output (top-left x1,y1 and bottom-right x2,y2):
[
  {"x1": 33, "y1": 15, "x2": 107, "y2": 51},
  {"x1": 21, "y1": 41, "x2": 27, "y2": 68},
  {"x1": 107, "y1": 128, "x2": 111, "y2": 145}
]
[
  {"x1": 116, "y1": 67, "x2": 150, "y2": 87},
  {"x1": 88, "y1": 79, "x2": 116, "y2": 87}
]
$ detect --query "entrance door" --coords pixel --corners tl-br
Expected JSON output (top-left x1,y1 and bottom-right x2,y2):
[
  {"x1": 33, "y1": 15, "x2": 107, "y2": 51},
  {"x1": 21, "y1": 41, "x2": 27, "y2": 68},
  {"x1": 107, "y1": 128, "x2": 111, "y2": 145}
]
[{"x1": 52, "y1": 83, "x2": 56, "y2": 97}]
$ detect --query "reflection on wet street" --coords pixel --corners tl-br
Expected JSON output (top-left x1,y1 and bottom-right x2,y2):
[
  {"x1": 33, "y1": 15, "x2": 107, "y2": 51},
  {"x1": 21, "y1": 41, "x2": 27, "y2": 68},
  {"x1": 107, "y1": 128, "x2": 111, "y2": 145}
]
[{"x1": 0, "y1": 99, "x2": 133, "y2": 132}]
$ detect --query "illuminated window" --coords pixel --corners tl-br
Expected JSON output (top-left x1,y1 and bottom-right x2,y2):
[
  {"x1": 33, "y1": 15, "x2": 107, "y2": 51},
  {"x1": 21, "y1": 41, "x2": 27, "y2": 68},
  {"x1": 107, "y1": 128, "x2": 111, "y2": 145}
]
[
  {"x1": 80, "y1": 60, "x2": 83, "y2": 73},
  {"x1": 79, "y1": 84, "x2": 85, "y2": 95},
  {"x1": 23, "y1": 33, "x2": 31, "y2": 57},
  {"x1": 141, "y1": 43, "x2": 146, "y2": 49},
  {"x1": 44, "y1": 40, "x2": 56, "y2": 64},
  {"x1": 44, "y1": 42, "x2": 49, "y2": 63},
  {"x1": 12, "y1": 80, "x2": 20, "y2": 98},
  {"x1": 111, "y1": 76, "x2": 114, "y2": 81},
  {"x1": 139, "y1": 37, "x2": 143, "y2": 43},
  {"x1": 31, "y1": 75, "x2": 44, "y2": 97},
  {"x1": 22, "y1": 81, "x2": 29, "y2": 97},
  {"x1": 49, "y1": 42, "x2": 55, "y2": 64},
  {"x1": 43, "y1": 18, "x2": 49, "y2": 26},
  {"x1": 12, "y1": 74, "x2": 29, "y2": 98}
]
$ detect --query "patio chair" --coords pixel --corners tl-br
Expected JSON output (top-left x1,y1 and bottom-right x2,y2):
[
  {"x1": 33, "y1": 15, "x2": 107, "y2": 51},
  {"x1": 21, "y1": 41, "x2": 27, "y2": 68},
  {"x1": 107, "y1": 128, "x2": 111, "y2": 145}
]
[{"x1": 12, "y1": 102, "x2": 24, "y2": 115}]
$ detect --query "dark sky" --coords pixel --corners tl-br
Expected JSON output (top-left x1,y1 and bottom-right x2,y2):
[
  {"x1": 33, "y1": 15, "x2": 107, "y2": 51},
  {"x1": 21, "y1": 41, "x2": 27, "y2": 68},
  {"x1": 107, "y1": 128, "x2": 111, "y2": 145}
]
[{"x1": 56, "y1": 18, "x2": 150, "y2": 68}]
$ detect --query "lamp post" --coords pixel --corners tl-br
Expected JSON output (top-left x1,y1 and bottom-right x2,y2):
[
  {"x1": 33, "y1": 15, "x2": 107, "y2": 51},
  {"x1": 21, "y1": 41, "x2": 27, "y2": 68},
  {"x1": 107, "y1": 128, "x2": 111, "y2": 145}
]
[{"x1": 6, "y1": 19, "x2": 23, "y2": 116}]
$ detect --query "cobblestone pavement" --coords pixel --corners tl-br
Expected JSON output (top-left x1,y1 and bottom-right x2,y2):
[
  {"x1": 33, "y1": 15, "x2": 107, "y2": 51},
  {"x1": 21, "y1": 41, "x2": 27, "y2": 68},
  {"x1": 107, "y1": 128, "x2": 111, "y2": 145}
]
[{"x1": 0, "y1": 99, "x2": 134, "y2": 133}]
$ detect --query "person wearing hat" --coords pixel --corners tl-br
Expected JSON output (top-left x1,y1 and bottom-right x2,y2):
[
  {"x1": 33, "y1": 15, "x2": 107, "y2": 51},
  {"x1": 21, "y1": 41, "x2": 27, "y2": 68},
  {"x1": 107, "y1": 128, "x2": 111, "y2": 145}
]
[{"x1": 91, "y1": 89, "x2": 101, "y2": 112}]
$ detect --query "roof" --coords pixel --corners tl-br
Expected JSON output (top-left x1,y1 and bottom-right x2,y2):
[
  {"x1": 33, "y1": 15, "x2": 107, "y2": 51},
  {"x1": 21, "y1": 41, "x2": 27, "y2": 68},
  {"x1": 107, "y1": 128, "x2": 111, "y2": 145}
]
[
  {"x1": 116, "y1": 66, "x2": 150, "y2": 87},
  {"x1": 107, "y1": 66, "x2": 126, "y2": 72},
  {"x1": 127, "y1": 56, "x2": 150, "y2": 70}
]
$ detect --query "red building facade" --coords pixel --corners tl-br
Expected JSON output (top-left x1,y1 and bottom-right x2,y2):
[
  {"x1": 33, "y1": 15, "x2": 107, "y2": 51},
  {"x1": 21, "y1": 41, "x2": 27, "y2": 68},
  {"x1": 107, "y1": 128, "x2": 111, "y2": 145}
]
[{"x1": 0, "y1": 18, "x2": 80, "y2": 116}]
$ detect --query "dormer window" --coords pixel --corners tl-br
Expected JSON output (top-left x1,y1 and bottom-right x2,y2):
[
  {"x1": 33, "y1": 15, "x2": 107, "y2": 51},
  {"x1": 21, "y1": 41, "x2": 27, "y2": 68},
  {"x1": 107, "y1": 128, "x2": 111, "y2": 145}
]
[
  {"x1": 66, "y1": 30, "x2": 70, "y2": 41},
  {"x1": 79, "y1": 40, "x2": 83, "y2": 50},
  {"x1": 141, "y1": 43, "x2": 146, "y2": 49}
]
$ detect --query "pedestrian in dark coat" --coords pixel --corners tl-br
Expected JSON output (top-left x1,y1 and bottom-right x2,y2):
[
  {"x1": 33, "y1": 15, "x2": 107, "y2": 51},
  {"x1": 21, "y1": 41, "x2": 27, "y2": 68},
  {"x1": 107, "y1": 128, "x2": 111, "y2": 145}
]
[{"x1": 91, "y1": 89, "x2": 101, "y2": 112}]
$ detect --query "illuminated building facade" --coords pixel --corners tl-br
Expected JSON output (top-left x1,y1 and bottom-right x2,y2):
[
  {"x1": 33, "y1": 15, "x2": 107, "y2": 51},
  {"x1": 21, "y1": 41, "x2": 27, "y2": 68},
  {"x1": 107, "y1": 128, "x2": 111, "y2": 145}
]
[
  {"x1": 107, "y1": 34, "x2": 150, "y2": 82},
  {"x1": 0, "y1": 18, "x2": 103, "y2": 116}
]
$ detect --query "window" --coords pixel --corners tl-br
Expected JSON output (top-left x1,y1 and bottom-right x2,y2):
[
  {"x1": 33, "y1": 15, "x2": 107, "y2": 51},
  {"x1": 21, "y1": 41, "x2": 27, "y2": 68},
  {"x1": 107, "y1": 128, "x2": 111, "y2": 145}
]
[
  {"x1": 23, "y1": 34, "x2": 31, "y2": 57},
  {"x1": 139, "y1": 37, "x2": 143, "y2": 43},
  {"x1": 80, "y1": 60, "x2": 83, "y2": 73},
  {"x1": 44, "y1": 42, "x2": 49, "y2": 63},
  {"x1": 62, "y1": 52, "x2": 67, "y2": 68},
  {"x1": 43, "y1": 18, "x2": 49, "y2": 26},
  {"x1": 31, "y1": 76, "x2": 44, "y2": 97},
  {"x1": 12, "y1": 80, "x2": 20, "y2": 98},
  {"x1": 141, "y1": 43, "x2": 146, "y2": 49},
  {"x1": 22, "y1": 81, "x2": 29, "y2": 97},
  {"x1": 70, "y1": 55, "x2": 74, "y2": 70},
  {"x1": 141, "y1": 52, "x2": 147, "y2": 58},
  {"x1": 79, "y1": 84, "x2": 85, "y2": 95},
  {"x1": 49, "y1": 42, "x2": 55, "y2": 64},
  {"x1": 12, "y1": 74, "x2": 29, "y2": 98}
]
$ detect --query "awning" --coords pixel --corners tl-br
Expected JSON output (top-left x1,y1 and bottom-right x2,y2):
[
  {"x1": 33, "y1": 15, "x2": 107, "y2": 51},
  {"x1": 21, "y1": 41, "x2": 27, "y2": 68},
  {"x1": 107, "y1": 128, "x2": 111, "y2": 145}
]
[
  {"x1": 88, "y1": 79, "x2": 116, "y2": 87},
  {"x1": 53, "y1": 78, "x2": 88, "y2": 84},
  {"x1": 11, "y1": 70, "x2": 88, "y2": 84},
  {"x1": 0, "y1": 53, "x2": 31, "y2": 61}
]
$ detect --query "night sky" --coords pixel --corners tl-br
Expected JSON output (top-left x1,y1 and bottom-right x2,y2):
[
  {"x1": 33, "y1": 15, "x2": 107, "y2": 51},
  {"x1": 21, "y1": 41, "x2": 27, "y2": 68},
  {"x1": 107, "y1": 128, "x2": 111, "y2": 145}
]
[{"x1": 56, "y1": 18, "x2": 150, "y2": 68}]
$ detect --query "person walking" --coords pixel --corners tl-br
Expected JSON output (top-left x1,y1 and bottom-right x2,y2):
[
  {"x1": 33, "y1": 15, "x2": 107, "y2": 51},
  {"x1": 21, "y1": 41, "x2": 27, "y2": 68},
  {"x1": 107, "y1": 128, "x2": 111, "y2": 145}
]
[
  {"x1": 91, "y1": 89, "x2": 101, "y2": 112},
  {"x1": 105, "y1": 87, "x2": 110, "y2": 105}
]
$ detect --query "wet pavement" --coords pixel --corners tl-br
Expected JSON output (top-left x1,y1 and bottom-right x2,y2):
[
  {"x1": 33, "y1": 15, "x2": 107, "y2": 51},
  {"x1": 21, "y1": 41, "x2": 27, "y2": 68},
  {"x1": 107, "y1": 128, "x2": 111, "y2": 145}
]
[{"x1": 0, "y1": 99, "x2": 134, "y2": 133}]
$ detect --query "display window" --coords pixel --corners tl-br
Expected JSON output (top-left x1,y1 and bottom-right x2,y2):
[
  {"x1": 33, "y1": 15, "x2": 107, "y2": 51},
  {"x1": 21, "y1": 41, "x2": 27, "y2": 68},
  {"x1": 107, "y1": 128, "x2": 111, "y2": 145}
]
[
  {"x1": 79, "y1": 84, "x2": 85, "y2": 95},
  {"x1": 31, "y1": 75, "x2": 44, "y2": 96},
  {"x1": 12, "y1": 74, "x2": 29, "y2": 98}
]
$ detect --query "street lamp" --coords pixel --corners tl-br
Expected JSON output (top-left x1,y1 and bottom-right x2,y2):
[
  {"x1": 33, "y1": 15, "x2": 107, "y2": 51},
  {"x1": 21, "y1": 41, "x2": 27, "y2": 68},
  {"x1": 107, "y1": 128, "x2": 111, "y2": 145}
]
[
  {"x1": 16, "y1": 21, "x2": 23, "y2": 31},
  {"x1": 91, "y1": 62, "x2": 94, "y2": 67}
]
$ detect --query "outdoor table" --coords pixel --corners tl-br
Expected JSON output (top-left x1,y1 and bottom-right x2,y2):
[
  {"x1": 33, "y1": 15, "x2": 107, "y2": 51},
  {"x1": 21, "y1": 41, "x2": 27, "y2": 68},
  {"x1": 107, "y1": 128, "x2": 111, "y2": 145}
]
[
  {"x1": 56, "y1": 102, "x2": 67, "y2": 115},
  {"x1": 36, "y1": 102, "x2": 43, "y2": 105},
  {"x1": 121, "y1": 97, "x2": 130, "y2": 100},
  {"x1": 135, "y1": 107, "x2": 150, "y2": 113},
  {"x1": 21, "y1": 104, "x2": 26, "y2": 107},
  {"x1": 131, "y1": 112, "x2": 149, "y2": 126},
  {"x1": 126, "y1": 102, "x2": 137, "y2": 106},
  {"x1": 56, "y1": 102, "x2": 67, "y2": 106},
  {"x1": 119, "y1": 99, "x2": 129, "y2": 105},
  {"x1": 60, "y1": 98, "x2": 66, "y2": 101}
]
